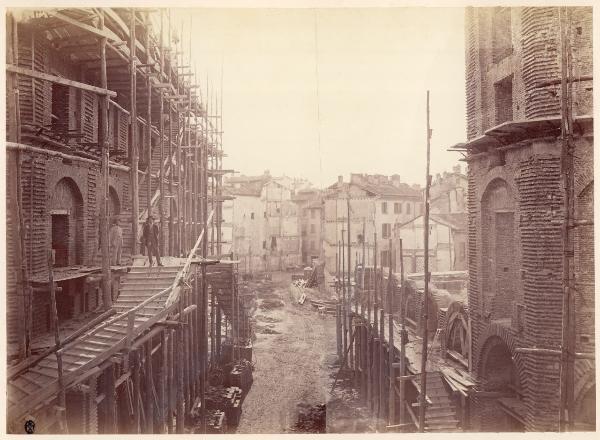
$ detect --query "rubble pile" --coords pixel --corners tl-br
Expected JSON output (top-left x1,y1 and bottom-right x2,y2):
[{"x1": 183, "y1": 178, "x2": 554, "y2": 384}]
[{"x1": 292, "y1": 402, "x2": 326, "y2": 433}]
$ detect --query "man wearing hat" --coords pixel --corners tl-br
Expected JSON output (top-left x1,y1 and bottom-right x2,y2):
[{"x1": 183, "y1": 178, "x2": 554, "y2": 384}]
[
  {"x1": 142, "y1": 215, "x2": 162, "y2": 266},
  {"x1": 108, "y1": 217, "x2": 123, "y2": 266}
]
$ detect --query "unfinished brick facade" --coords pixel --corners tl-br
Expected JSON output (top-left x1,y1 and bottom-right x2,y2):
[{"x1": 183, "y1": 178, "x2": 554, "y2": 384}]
[
  {"x1": 6, "y1": 9, "x2": 219, "y2": 362},
  {"x1": 464, "y1": 6, "x2": 594, "y2": 431}
]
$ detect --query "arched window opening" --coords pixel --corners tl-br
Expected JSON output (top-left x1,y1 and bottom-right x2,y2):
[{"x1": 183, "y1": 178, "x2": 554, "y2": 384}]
[
  {"x1": 481, "y1": 179, "x2": 516, "y2": 319},
  {"x1": 50, "y1": 178, "x2": 84, "y2": 267}
]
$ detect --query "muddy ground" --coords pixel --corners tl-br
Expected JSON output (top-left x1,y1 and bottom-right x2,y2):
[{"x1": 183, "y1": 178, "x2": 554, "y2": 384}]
[{"x1": 236, "y1": 271, "x2": 380, "y2": 434}]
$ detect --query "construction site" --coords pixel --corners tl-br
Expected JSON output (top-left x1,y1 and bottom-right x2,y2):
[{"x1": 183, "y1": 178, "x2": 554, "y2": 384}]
[
  {"x1": 5, "y1": 7, "x2": 256, "y2": 434},
  {"x1": 4, "y1": 5, "x2": 596, "y2": 435}
]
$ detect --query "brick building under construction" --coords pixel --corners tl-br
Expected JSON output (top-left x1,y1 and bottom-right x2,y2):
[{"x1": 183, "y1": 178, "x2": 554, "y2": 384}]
[
  {"x1": 331, "y1": 6, "x2": 594, "y2": 434},
  {"x1": 458, "y1": 6, "x2": 594, "y2": 431},
  {"x1": 5, "y1": 8, "x2": 250, "y2": 434}
]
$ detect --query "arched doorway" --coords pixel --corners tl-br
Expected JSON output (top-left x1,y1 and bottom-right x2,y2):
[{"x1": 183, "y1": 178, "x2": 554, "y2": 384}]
[
  {"x1": 478, "y1": 336, "x2": 524, "y2": 431},
  {"x1": 108, "y1": 186, "x2": 121, "y2": 221},
  {"x1": 445, "y1": 303, "x2": 470, "y2": 367},
  {"x1": 50, "y1": 177, "x2": 84, "y2": 267},
  {"x1": 481, "y1": 179, "x2": 516, "y2": 319},
  {"x1": 574, "y1": 383, "x2": 595, "y2": 431}
]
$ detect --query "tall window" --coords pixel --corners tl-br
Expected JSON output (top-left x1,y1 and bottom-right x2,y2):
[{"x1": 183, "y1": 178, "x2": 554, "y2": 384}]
[
  {"x1": 406, "y1": 203, "x2": 411, "y2": 215},
  {"x1": 495, "y1": 75, "x2": 513, "y2": 125},
  {"x1": 310, "y1": 224, "x2": 316, "y2": 233},
  {"x1": 394, "y1": 202, "x2": 402, "y2": 214},
  {"x1": 381, "y1": 202, "x2": 388, "y2": 214},
  {"x1": 381, "y1": 250, "x2": 390, "y2": 267},
  {"x1": 382, "y1": 223, "x2": 391, "y2": 239}
]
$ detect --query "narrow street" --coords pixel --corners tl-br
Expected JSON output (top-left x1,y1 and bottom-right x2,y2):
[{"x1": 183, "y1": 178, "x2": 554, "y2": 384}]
[
  {"x1": 237, "y1": 272, "x2": 335, "y2": 433},
  {"x1": 236, "y1": 272, "x2": 379, "y2": 433}
]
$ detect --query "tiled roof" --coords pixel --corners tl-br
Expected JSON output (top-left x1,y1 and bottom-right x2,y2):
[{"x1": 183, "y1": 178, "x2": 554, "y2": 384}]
[
  {"x1": 224, "y1": 174, "x2": 269, "y2": 197},
  {"x1": 356, "y1": 182, "x2": 422, "y2": 198}
]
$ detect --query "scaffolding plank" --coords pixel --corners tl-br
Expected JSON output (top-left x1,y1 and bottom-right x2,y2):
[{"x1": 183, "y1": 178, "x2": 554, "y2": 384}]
[{"x1": 6, "y1": 65, "x2": 117, "y2": 97}]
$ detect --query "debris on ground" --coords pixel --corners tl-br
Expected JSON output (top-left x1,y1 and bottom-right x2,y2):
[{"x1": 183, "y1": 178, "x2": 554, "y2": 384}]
[
  {"x1": 259, "y1": 298, "x2": 285, "y2": 310},
  {"x1": 292, "y1": 403, "x2": 326, "y2": 433}
]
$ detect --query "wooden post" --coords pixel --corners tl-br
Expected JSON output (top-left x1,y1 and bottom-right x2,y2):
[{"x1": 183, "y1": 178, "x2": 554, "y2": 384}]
[
  {"x1": 130, "y1": 8, "x2": 140, "y2": 256},
  {"x1": 159, "y1": 331, "x2": 167, "y2": 432},
  {"x1": 418, "y1": 90, "x2": 432, "y2": 432},
  {"x1": 145, "y1": 13, "x2": 153, "y2": 220},
  {"x1": 336, "y1": 243, "x2": 342, "y2": 359},
  {"x1": 347, "y1": 202, "x2": 355, "y2": 382},
  {"x1": 200, "y1": 80, "x2": 209, "y2": 434},
  {"x1": 398, "y1": 238, "x2": 406, "y2": 427},
  {"x1": 98, "y1": 11, "x2": 112, "y2": 309},
  {"x1": 145, "y1": 340, "x2": 154, "y2": 433},
  {"x1": 379, "y1": 308, "x2": 385, "y2": 420},
  {"x1": 374, "y1": 233, "x2": 378, "y2": 341},
  {"x1": 216, "y1": 299, "x2": 222, "y2": 363},
  {"x1": 209, "y1": 86, "x2": 215, "y2": 256},
  {"x1": 341, "y1": 233, "x2": 347, "y2": 367},
  {"x1": 105, "y1": 362, "x2": 116, "y2": 433},
  {"x1": 216, "y1": 84, "x2": 224, "y2": 256},
  {"x1": 347, "y1": 198, "x2": 353, "y2": 314},
  {"x1": 191, "y1": 279, "x2": 198, "y2": 402},
  {"x1": 7, "y1": 13, "x2": 31, "y2": 360},
  {"x1": 176, "y1": 324, "x2": 184, "y2": 433},
  {"x1": 183, "y1": 287, "x2": 193, "y2": 411},
  {"x1": 166, "y1": 11, "x2": 173, "y2": 256},
  {"x1": 361, "y1": 218, "x2": 366, "y2": 314},
  {"x1": 48, "y1": 250, "x2": 68, "y2": 433},
  {"x1": 388, "y1": 239, "x2": 395, "y2": 426},
  {"x1": 158, "y1": 9, "x2": 165, "y2": 254},
  {"x1": 374, "y1": 232, "x2": 379, "y2": 416},
  {"x1": 167, "y1": 330, "x2": 174, "y2": 433},
  {"x1": 366, "y1": 239, "x2": 372, "y2": 409},
  {"x1": 192, "y1": 70, "x2": 199, "y2": 257},
  {"x1": 558, "y1": 7, "x2": 577, "y2": 432},
  {"x1": 132, "y1": 350, "x2": 141, "y2": 433}
]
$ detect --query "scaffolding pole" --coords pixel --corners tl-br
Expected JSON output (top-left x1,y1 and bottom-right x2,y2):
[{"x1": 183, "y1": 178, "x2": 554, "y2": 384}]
[
  {"x1": 130, "y1": 8, "x2": 140, "y2": 256},
  {"x1": 99, "y1": 10, "x2": 112, "y2": 309},
  {"x1": 418, "y1": 90, "x2": 432, "y2": 432}
]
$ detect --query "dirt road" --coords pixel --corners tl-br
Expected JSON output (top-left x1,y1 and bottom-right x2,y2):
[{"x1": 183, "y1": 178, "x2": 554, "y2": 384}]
[
  {"x1": 236, "y1": 272, "x2": 335, "y2": 433},
  {"x1": 236, "y1": 271, "x2": 379, "y2": 434}
]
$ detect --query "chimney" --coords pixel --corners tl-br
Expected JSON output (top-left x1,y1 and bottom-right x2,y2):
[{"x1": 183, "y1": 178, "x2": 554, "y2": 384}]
[
  {"x1": 391, "y1": 174, "x2": 401, "y2": 188},
  {"x1": 338, "y1": 175, "x2": 343, "y2": 184}
]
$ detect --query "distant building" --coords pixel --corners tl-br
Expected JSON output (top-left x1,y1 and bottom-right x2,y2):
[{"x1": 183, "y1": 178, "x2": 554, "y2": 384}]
[
  {"x1": 323, "y1": 173, "x2": 422, "y2": 274},
  {"x1": 223, "y1": 171, "x2": 302, "y2": 273},
  {"x1": 397, "y1": 212, "x2": 467, "y2": 273},
  {"x1": 396, "y1": 165, "x2": 467, "y2": 273},
  {"x1": 293, "y1": 189, "x2": 324, "y2": 266},
  {"x1": 430, "y1": 165, "x2": 468, "y2": 215},
  {"x1": 262, "y1": 179, "x2": 302, "y2": 271}
]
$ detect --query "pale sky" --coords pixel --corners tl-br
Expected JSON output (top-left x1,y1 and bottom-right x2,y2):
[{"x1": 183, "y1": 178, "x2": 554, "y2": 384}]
[{"x1": 172, "y1": 7, "x2": 467, "y2": 188}]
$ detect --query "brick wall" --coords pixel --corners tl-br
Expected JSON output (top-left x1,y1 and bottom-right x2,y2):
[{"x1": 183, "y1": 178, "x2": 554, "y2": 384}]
[
  {"x1": 467, "y1": 134, "x2": 594, "y2": 430},
  {"x1": 6, "y1": 149, "x2": 134, "y2": 344},
  {"x1": 465, "y1": 7, "x2": 593, "y2": 140}
]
